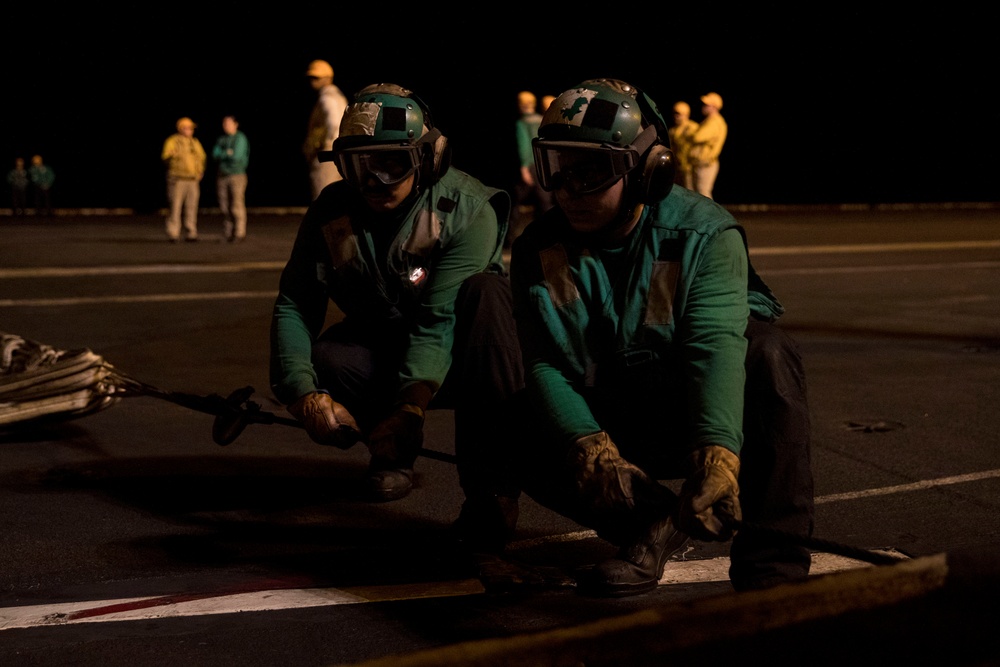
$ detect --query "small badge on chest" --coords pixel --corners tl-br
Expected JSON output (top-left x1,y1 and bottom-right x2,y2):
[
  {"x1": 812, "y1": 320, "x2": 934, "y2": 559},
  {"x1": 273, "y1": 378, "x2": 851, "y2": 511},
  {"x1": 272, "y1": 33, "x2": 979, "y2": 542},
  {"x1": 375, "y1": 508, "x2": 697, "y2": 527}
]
[{"x1": 409, "y1": 267, "x2": 428, "y2": 285}]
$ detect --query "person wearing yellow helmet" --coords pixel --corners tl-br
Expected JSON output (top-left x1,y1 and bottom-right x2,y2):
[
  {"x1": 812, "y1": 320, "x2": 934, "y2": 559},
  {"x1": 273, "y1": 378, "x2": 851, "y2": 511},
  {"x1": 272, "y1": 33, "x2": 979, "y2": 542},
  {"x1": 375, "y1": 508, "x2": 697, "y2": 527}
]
[
  {"x1": 27, "y1": 154, "x2": 55, "y2": 217},
  {"x1": 667, "y1": 100, "x2": 699, "y2": 190},
  {"x1": 690, "y1": 91, "x2": 728, "y2": 199},
  {"x1": 509, "y1": 90, "x2": 554, "y2": 248},
  {"x1": 161, "y1": 117, "x2": 206, "y2": 242},
  {"x1": 271, "y1": 84, "x2": 523, "y2": 546},
  {"x1": 503, "y1": 78, "x2": 813, "y2": 596},
  {"x1": 303, "y1": 59, "x2": 348, "y2": 200}
]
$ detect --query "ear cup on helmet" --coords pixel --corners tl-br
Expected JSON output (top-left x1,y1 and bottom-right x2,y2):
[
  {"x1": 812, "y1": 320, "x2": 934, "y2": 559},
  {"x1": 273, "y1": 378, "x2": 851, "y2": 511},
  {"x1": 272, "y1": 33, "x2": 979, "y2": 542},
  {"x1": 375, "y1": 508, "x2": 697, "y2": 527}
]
[
  {"x1": 630, "y1": 85, "x2": 675, "y2": 204},
  {"x1": 419, "y1": 130, "x2": 451, "y2": 187},
  {"x1": 640, "y1": 144, "x2": 675, "y2": 204},
  {"x1": 409, "y1": 91, "x2": 451, "y2": 187}
]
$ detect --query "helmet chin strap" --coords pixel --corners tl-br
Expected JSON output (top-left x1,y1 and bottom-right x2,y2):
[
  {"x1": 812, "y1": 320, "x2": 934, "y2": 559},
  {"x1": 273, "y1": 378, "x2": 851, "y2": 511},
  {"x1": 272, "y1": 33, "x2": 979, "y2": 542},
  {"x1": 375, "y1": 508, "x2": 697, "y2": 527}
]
[
  {"x1": 401, "y1": 168, "x2": 429, "y2": 218},
  {"x1": 603, "y1": 180, "x2": 644, "y2": 240},
  {"x1": 601, "y1": 174, "x2": 639, "y2": 236},
  {"x1": 568, "y1": 179, "x2": 644, "y2": 246},
  {"x1": 607, "y1": 124, "x2": 659, "y2": 235},
  {"x1": 565, "y1": 124, "x2": 659, "y2": 244}
]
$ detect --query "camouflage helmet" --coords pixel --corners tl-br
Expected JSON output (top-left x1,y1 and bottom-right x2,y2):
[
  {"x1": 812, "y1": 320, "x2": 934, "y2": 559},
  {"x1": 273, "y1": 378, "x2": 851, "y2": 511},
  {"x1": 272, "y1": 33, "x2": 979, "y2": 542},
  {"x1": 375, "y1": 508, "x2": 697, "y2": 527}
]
[
  {"x1": 327, "y1": 83, "x2": 450, "y2": 188},
  {"x1": 538, "y1": 78, "x2": 652, "y2": 146},
  {"x1": 335, "y1": 83, "x2": 428, "y2": 150},
  {"x1": 534, "y1": 78, "x2": 674, "y2": 203}
]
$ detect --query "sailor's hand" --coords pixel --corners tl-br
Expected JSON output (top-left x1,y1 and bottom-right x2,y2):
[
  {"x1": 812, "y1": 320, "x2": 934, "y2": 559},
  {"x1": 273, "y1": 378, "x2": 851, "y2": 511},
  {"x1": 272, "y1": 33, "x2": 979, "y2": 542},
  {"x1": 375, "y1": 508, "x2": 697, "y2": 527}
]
[
  {"x1": 677, "y1": 445, "x2": 741, "y2": 541},
  {"x1": 288, "y1": 391, "x2": 361, "y2": 450},
  {"x1": 568, "y1": 431, "x2": 674, "y2": 514}
]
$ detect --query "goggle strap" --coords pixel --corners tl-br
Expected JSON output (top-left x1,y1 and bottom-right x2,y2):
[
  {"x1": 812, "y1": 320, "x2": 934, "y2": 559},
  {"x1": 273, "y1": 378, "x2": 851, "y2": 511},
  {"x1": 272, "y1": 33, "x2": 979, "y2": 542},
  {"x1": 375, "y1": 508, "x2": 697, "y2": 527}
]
[
  {"x1": 631, "y1": 124, "x2": 659, "y2": 158},
  {"x1": 416, "y1": 128, "x2": 441, "y2": 151}
]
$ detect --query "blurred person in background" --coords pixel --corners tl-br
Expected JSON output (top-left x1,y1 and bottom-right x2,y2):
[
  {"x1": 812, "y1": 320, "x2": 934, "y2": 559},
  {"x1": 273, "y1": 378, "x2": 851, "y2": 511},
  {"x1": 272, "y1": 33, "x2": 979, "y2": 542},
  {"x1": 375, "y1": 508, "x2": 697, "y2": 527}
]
[
  {"x1": 7, "y1": 157, "x2": 29, "y2": 217},
  {"x1": 303, "y1": 59, "x2": 348, "y2": 200},
  {"x1": 667, "y1": 100, "x2": 698, "y2": 189},
  {"x1": 28, "y1": 154, "x2": 55, "y2": 217},
  {"x1": 213, "y1": 115, "x2": 250, "y2": 243},
  {"x1": 161, "y1": 117, "x2": 206, "y2": 242},
  {"x1": 509, "y1": 90, "x2": 553, "y2": 247},
  {"x1": 689, "y1": 91, "x2": 727, "y2": 200}
]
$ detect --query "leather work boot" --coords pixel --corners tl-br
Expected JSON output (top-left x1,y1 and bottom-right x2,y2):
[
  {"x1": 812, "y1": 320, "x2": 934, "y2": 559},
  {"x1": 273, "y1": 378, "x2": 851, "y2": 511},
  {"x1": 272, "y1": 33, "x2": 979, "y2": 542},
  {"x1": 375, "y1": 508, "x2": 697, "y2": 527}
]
[
  {"x1": 581, "y1": 514, "x2": 689, "y2": 597},
  {"x1": 366, "y1": 467, "x2": 414, "y2": 502}
]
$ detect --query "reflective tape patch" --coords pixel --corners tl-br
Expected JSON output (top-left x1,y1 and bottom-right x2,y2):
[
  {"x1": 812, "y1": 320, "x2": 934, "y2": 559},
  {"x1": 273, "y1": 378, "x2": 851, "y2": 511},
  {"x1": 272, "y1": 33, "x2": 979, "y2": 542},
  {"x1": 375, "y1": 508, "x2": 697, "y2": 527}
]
[
  {"x1": 321, "y1": 216, "x2": 358, "y2": 269},
  {"x1": 540, "y1": 243, "x2": 580, "y2": 307},
  {"x1": 341, "y1": 102, "x2": 380, "y2": 137},
  {"x1": 549, "y1": 88, "x2": 598, "y2": 126},
  {"x1": 402, "y1": 208, "x2": 440, "y2": 257},
  {"x1": 645, "y1": 261, "x2": 680, "y2": 325}
]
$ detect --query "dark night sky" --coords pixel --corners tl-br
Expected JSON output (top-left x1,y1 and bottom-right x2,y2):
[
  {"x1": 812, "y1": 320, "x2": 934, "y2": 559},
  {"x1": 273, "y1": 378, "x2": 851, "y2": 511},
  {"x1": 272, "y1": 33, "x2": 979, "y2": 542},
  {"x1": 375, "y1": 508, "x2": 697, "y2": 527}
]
[{"x1": 3, "y1": 5, "x2": 996, "y2": 211}]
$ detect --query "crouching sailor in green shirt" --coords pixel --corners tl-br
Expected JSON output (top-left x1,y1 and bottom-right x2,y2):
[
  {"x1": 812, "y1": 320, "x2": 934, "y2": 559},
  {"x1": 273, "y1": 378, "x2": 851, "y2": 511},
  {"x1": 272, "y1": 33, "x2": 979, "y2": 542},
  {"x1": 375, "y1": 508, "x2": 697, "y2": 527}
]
[
  {"x1": 506, "y1": 78, "x2": 814, "y2": 596},
  {"x1": 270, "y1": 84, "x2": 523, "y2": 543}
]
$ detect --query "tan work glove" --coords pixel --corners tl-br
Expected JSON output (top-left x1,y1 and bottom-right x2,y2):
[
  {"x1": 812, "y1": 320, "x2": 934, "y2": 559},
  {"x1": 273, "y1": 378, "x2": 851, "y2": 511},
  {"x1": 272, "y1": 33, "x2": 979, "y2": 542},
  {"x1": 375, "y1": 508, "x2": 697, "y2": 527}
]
[
  {"x1": 287, "y1": 391, "x2": 361, "y2": 450},
  {"x1": 569, "y1": 431, "x2": 668, "y2": 514},
  {"x1": 368, "y1": 403, "x2": 425, "y2": 465},
  {"x1": 677, "y1": 445, "x2": 742, "y2": 541}
]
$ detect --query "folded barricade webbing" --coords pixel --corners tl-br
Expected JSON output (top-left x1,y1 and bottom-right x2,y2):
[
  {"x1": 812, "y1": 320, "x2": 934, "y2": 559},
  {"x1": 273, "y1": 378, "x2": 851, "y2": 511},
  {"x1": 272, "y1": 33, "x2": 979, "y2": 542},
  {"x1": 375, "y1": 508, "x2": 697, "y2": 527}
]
[{"x1": 0, "y1": 332, "x2": 122, "y2": 426}]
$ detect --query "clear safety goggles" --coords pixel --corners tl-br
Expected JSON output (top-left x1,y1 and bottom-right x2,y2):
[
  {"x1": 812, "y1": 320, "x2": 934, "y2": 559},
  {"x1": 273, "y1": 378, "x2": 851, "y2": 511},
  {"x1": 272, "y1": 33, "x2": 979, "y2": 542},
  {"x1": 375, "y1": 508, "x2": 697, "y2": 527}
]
[
  {"x1": 334, "y1": 144, "x2": 421, "y2": 186},
  {"x1": 533, "y1": 140, "x2": 642, "y2": 195}
]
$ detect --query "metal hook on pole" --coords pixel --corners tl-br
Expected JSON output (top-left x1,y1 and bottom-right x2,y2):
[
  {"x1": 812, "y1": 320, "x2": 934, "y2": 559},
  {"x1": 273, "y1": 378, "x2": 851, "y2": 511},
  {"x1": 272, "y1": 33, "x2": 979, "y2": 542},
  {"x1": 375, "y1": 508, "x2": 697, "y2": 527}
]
[{"x1": 106, "y1": 373, "x2": 458, "y2": 464}]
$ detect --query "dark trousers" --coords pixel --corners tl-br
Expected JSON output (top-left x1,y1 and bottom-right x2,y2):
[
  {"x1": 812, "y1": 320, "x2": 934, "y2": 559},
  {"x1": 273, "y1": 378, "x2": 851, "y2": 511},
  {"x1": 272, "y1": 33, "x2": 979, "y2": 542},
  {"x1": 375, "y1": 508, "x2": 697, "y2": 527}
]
[
  {"x1": 310, "y1": 273, "x2": 524, "y2": 496},
  {"x1": 511, "y1": 317, "x2": 815, "y2": 590},
  {"x1": 11, "y1": 187, "x2": 27, "y2": 215},
  {"x1": 33, "y1": 187, "x2": 52, "y2": 216},
  {"x1": 729, "y1": 318, "x2": 814, "y2": 589}
]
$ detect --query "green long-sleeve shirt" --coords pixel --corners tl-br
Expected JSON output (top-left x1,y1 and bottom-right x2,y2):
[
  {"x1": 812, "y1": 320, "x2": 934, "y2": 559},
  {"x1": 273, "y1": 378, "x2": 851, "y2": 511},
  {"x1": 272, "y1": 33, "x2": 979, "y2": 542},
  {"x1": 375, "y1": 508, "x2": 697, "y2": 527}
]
[
  {"x1": 510, "y1": 185, "x2": 781, "y2": 455},
  {"x1": 212, "y1": 130, "x2": 250, "y2": 175},
  {"x1": 515, "y1": 112, "x2": 542, "y2": 169},
  {"x1": 28, "y1": 165, "x2": 54, "y2": 189},
  {"x1": 270, "y1": 168, "x2": 510, "y2": 409},
  {"x1": 7, "y1": 168, "x2": 28, "y2": 190}
]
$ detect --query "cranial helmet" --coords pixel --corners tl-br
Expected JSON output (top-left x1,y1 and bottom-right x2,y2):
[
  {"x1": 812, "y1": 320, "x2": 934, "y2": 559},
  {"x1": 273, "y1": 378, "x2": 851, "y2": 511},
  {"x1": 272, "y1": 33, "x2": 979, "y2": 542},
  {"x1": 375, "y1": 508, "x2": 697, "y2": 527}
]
[
  {"x1": 306, "y1": 59, "x2": 334, "y2": 79},
  {"x1": 534, "y1": 78, "x2": 674, "y2": 204},
  {"x1": 325, "y1": 83, "x2": 450, "y2": 188}
]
